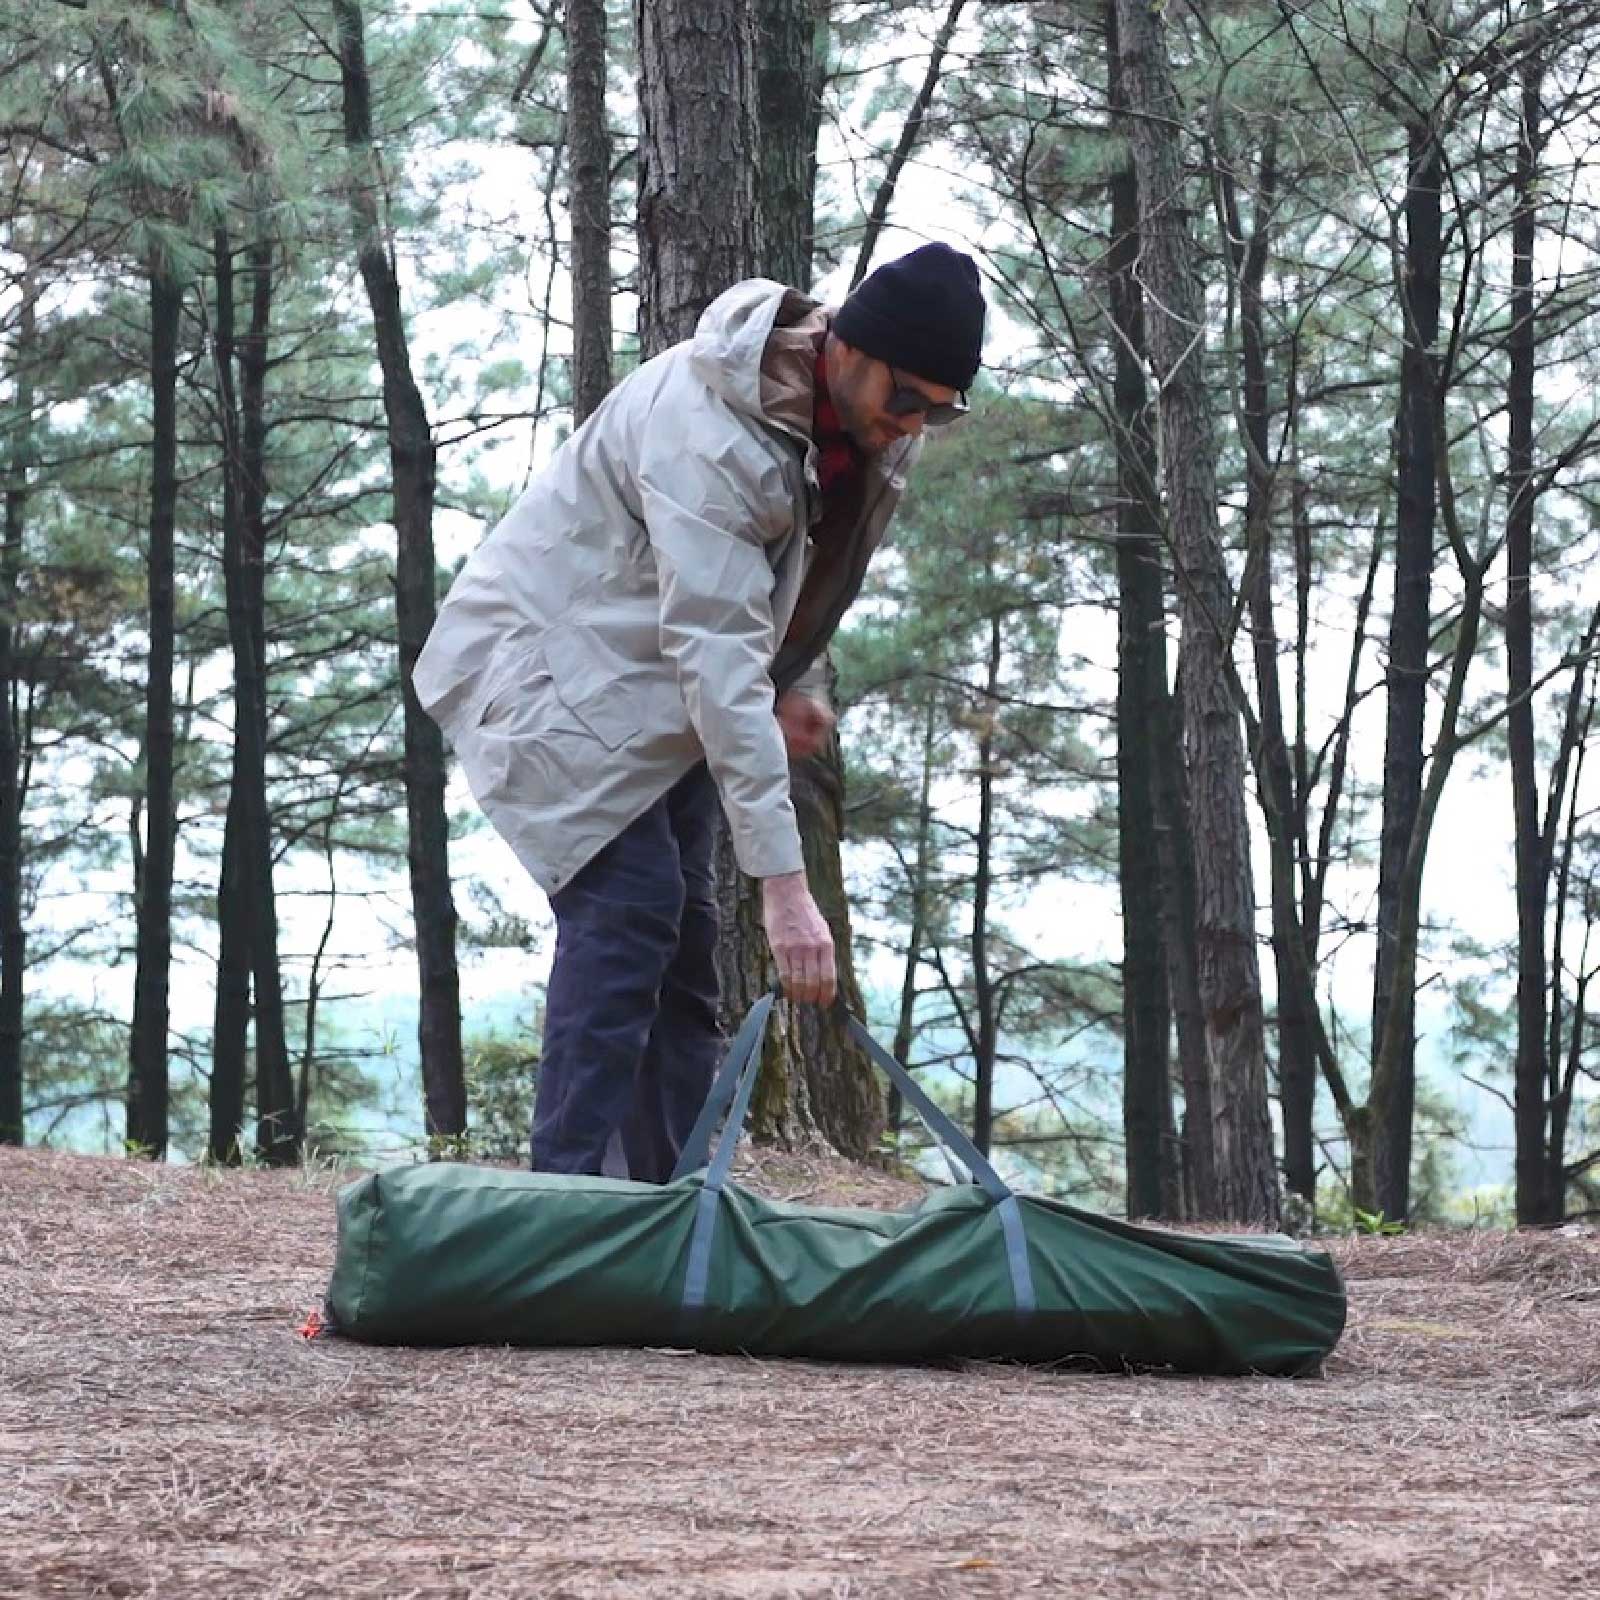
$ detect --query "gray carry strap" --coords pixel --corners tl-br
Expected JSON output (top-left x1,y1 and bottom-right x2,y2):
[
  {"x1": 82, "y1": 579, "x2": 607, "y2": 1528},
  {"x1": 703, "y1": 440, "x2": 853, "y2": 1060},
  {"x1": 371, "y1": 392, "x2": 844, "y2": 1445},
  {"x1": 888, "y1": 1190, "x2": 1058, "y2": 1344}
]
[
  {"x1": 682, "y1": 996, "x2": 779, "y2": 1311},
  {"x1": 842, "y1": 1016, "x2": 1012, "y2": 1202},
  {"x1": 844, "y1": 1016, "x2": 1035, "y2": 1315},
  {"x1": 683, "y1": 999, "x2": 1036, "y2": 1317},
  {"x1": 669, "y1": 989, "x2": 779, "y2": 1184}
]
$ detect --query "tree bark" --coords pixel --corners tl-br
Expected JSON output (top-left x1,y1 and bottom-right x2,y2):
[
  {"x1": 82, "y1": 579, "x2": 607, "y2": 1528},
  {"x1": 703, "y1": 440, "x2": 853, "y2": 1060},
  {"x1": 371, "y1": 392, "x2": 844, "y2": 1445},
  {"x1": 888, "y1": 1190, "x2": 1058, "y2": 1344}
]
[
  {"x1": 1114, "y1": 0, "x2": 1278, "y2": 1225},
  {"x1": 1546, "y1": 637, "x2": 1598, "y2": 1212},
  {"x1": 212, "y1": 228, "x2": 297, "y2": 1164},
  {"x1": 567, "y1": 0, "x2": 613, "y2": 425},
  {"x1": 0, "y1": 271, "x2": 34, "y2": 1147},
  {"x1": 756, "y1": 0, "x2": 882, "y2": 1156},
  {"x1": 757, "y1": 0, "x2": 824, "y2": 290},
  {"x1": 1367, "y1": 116, "x2": 1442, "y2": 1220},
  {"x1": 635, "y1": 0, "x2": 762, "y2": 358},
  {"x1": 210, "y1": 780, "x2": 250, "y2": 1160},
  {"x1": 1104, "y1": 25, "x2": 1180, "y2": 1216},
  {"x1": 1219, "y1": 138, "x2": 1320, "y2": 1204},
  {"x1": 636, "y1": 0, "x2": 828, "y2": 1141},
  {"x1": 1158, "y1": 655, "x2": 1214, "y2": 1217},
  {"x1": 332, "y1": 0, "x2": 466, "y2": 1143},
  {"x1": 127, "y1": 268, "x2": 183, "y2": 1161},
  {"x1": 888, "y1": 692, "x2": 939, "y2": 1138},
  {"x1": 1507, "y1": 20, "x2": 1555, "y2": 1226},
  {"x1": 971, "y1": 614, "x2": 1001, "y2": 1155}
]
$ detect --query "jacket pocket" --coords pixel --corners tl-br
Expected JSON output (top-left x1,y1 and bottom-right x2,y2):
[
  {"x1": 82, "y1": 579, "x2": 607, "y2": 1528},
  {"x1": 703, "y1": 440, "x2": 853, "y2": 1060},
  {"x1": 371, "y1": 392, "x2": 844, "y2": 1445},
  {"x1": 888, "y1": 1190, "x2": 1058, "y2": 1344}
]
[
  {"x1": 541, "y1": 624, "x2": 641, "y2": 752},
  {"x1": 466, "y1": 645, "x2": 556, "y2": 800}
]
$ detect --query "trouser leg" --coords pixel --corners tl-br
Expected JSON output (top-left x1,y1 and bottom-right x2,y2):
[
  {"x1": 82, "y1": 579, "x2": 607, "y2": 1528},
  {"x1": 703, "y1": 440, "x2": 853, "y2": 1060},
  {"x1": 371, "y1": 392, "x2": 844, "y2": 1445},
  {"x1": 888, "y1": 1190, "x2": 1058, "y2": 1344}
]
[
  {"x1": 530, "y1": 794, "x2": 685, "y2": 1175},
  {"x1": 622, "y1": 764, "x2": 724, "y2": 1183}
]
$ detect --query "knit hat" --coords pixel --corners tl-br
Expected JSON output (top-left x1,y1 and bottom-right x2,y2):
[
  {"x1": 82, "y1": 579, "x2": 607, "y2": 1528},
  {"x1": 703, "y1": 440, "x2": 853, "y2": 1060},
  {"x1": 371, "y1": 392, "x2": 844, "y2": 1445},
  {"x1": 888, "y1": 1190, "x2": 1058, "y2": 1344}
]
[{"x1": 833, "y1": 243, "x2": 986, "y2": 391}]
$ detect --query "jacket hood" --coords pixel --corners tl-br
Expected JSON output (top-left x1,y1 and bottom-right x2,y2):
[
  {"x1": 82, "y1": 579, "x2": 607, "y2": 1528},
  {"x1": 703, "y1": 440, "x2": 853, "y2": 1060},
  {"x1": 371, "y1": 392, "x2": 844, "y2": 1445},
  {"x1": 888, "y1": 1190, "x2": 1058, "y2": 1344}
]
[{"x1": 690, "y1": 278, "x2": 821, "y2": 425}]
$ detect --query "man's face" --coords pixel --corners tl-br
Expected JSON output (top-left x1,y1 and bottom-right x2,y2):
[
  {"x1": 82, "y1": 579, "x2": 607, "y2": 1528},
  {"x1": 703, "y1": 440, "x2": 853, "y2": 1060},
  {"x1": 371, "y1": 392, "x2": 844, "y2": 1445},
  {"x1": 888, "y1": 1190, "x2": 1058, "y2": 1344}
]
[{"x1": 826, "y1": 338, "x2": 964, "y2": 456}]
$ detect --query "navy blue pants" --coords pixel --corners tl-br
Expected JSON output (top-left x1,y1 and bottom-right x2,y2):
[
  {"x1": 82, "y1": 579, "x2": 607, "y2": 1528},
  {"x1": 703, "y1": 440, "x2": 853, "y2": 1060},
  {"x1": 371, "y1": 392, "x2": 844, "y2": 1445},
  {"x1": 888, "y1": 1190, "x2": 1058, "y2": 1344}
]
[{"x1": 531, "y1": 763, "x2": 722, "y2": 1183}]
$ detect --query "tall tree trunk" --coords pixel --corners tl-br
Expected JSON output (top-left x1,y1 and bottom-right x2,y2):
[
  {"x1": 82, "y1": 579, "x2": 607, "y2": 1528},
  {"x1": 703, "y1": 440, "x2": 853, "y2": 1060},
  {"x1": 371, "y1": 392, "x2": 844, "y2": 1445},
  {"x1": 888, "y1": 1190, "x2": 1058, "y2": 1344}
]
[
  {"x1": 212, "y1": 228, "x2": 297, "y2": 1164},
  {"x1": 757, "y1": 0, "x2": 823, "y2": 290},
  {"x1": 128, "y1": 269, "x2": 183, "y2": 1160},
  {"x1": 0, "y1": 272, "x2": 34, "y2": 1146},
  {"x1": 756, "y1": 0, "x2": 882, "y2": 1156},
  {"x1": 567, "y1": 0, "x2": 613, "y2": 425},
  {"x1": 332, "y1": 0, "x2": 466, "y2": 1143},
  {"x1": 1281, "y1": 428, "x2": 1325, "y2": 1201},
  {"x1": 635, "y1": 0, "x2": 762, "y2": 356},
  {"x1": 971, "y1": 614, "x2": 1001, "y2": 1156},
  {"x1": 1105, "y1": 16, "x2": 1179, "y2": 1217},
  {"x1": 1222, "y1": 140, "x2": 1318, "y2": 1204},
  {"x1": 1114, "y1": 0, "x2": 1278, "y2": 1225},
  {"x1": 888, "y1": 692, "x2": 939, "y2": 1138},
  {"x1": 636, "y1": 0, "x2": 821, "y2": 1137},
  {"x1": 1366, "y1": 116, "x2": 1441, "y2": 1219},
  {"x1": 1507, "y1": 21, "x2": 1554, "y2": 1226},
  {"x1": 209, "y1": 781, "x2": 249, "y2": 1160},
  {"x1": 1546, "y1": 647, "x2": 1598, "y2": 1212},
  {"x1": 1159, "y1": 654, "x2": 1214, "y2": 1216}
]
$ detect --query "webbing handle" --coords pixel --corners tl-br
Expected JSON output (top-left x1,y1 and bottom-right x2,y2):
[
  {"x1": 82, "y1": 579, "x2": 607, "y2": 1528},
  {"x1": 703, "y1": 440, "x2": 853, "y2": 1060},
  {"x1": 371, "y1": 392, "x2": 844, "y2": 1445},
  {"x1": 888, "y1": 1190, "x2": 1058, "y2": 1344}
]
[
  {"x1": 668, "y1": 986, "x2": 779, "y2": 1184},
  {"x1": 673, "y1": 992, "x2": 1014, "y2": 1204},
  {"x1": 842, "y1": 1016, "x2": 1013, "y2": 1203},
  {"x1": 677, "y1": 995, "x2": 1035, "y2": 1318}
]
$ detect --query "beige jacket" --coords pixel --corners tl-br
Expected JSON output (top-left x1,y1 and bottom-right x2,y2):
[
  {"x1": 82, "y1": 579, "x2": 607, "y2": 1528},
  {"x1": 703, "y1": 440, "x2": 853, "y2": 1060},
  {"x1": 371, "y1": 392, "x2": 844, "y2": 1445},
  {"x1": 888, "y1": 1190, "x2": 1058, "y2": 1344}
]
[{"x1": 412, "y1": 278, "x2": 916, "y2": 895}]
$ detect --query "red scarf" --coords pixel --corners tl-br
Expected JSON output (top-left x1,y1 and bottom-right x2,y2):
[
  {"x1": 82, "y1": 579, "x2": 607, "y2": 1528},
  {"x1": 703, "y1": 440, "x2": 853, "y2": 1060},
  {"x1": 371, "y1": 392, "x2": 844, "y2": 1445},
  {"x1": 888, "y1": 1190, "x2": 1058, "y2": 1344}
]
[{"x1": 812, "y1": 342, "x2": 864, "y2": 499}]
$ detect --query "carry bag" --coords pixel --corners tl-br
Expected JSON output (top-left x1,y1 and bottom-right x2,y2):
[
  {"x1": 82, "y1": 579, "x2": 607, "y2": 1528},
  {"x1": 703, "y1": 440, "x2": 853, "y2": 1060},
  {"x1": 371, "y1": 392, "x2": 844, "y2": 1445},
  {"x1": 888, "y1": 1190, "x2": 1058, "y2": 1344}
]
[{"x1": 325, "y1": 993, "x2": 1347, "y2": 1375}]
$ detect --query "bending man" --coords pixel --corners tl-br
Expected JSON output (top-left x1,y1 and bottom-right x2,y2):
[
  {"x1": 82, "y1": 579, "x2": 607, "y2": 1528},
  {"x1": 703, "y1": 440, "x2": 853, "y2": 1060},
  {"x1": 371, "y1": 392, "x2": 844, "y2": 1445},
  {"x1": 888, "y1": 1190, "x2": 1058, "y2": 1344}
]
[{"x1": 414, "y1": 244, "x2": 986, "y2": 1180}]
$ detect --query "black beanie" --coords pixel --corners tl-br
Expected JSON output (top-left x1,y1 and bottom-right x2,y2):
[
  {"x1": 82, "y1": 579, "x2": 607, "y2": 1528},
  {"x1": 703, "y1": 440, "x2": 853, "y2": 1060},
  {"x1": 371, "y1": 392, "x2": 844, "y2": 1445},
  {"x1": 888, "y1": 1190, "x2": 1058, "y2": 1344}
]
[{"x1": 833, "y1": 243, "x2": 985, "y2": 391}]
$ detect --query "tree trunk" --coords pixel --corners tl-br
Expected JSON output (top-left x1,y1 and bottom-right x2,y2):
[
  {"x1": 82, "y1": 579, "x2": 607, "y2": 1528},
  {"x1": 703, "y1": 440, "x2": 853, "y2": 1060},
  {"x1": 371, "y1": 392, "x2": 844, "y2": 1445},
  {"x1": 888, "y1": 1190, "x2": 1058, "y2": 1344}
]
[
  {"x1": 209, "y1": 780, "x2": 250, "y2": 1161},
  {"x1": 971, "y1": 614, "x2": 1002, "y2": 1156},
  {"x1": 1104, "y1": 24, "x2": 1179, "y2": 1216},
  {"x1": 1158, "y1": 655, "x2": 1214, "y2": 1217},
  {"x1": 757, "y1": 0, "x2": 823, "y2": 291},
  {"x1": 128, "y1": 269, "x2": 183, "y2": 1161},
  {"x1": 567, "y1": 0, "x2": 613, "y2": 425},
  {"x1": 0, "y1": 272, "x2": 34, "y2": 1147},
  {"x1": 1220, "y1": 140, "x2": 1320, "y2": 1206},
  {"x1": 888, "y1": 692, "x2": 939, "y2": 1138},
  {"x1": 333, "y1": 0, "x2": 466, "y2": 1143},
  {"x1": 1547, "y1": 648, "x2": 1598, "y2": 1213},
  {"x1": 636, "y1": 0, "x2": 811, "y2": 1135},
  {"x1": 1282, "y1": 432, "x2": 1327, "y2": 1202},
  {"x1": 785, "y1": 717, "x2": 882, "y2": 1155},
  {"x1": 757, "y1": 0, "x2": 882, "y2": 1156},
  {"x1": 1114, "y1": 0, "x2": 1278, "y2": 1226},
  {"x1": 212, "y1": 228, "x2": 297, "y2": 1164},
  {"x1": 1368, "y1": 117, "x2": 1441, "y2": 1220},
  {"x1": 1507, "y1": 24, "x2": 1555, "y2": 1226},
  {"x1": 635, "y1": 0, "x2": 762, "y2": 357}
]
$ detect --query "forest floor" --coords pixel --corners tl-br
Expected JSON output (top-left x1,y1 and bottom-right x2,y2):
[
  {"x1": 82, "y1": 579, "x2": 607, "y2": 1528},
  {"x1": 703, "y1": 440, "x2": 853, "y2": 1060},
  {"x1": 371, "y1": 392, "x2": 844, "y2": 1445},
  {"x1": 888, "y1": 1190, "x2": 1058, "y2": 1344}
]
[{"x1": 3, "y1": 1146, "x2": 1597, "y2": 1600}]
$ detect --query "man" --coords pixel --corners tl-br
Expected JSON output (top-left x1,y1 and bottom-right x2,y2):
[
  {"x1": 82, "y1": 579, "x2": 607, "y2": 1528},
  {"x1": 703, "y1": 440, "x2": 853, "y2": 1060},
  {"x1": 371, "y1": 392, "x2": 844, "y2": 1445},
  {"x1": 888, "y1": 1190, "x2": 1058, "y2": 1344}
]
[{"x1": 413, "y1": 242, "x2": 986, "y2": 1181}]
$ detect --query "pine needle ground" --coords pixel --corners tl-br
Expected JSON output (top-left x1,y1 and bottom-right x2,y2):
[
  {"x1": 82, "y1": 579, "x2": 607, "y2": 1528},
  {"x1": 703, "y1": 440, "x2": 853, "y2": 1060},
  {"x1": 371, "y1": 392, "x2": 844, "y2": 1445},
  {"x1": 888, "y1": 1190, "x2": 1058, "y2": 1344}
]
[{"x1": 2, "y1": 1147, "x2": 1595, "y2": 1599}]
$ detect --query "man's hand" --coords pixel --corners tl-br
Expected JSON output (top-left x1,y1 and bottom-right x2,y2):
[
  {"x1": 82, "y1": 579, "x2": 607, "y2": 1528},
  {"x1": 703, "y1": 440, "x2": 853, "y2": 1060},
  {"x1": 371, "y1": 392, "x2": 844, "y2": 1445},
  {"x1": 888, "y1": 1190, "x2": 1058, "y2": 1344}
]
[
  {"x1": 775, "y1": 690, "x2": 835, "y2": 760},
  {"x1": 762, "y1": 871, "x2": 837, "y2": 1006}
]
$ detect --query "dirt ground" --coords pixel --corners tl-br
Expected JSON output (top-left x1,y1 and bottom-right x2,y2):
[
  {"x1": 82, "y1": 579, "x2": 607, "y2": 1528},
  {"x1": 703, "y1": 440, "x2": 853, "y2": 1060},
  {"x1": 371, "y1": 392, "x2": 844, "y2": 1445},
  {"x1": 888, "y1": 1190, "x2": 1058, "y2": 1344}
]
[{"x1": 2, "y1": 1147, "x2": 1596, "y2": 1600}]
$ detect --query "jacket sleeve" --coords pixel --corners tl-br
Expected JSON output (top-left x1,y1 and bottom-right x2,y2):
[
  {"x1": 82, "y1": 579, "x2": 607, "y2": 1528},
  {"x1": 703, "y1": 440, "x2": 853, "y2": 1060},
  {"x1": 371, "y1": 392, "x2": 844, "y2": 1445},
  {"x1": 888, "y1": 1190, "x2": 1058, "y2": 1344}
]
[{"x1": 636, "y1": 399, "x2": 805, "y2": 880}]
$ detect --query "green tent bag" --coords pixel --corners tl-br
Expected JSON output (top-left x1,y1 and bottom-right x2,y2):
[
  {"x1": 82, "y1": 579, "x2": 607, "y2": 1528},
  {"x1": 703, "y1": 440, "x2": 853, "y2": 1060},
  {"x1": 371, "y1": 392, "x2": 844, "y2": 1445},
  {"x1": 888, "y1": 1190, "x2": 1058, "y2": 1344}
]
[{"x1": 326, "y1": 993, "x2": 1346, "y2": 1375}]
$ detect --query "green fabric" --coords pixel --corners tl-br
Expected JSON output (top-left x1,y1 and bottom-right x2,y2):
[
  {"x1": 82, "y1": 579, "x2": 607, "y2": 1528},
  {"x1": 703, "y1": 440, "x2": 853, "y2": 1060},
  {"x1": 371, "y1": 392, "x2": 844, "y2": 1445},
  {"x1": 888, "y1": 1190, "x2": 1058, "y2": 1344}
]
[
  {"x1": 325, "y1": 1162, "x2": 1345, "y2": 1375},
  {"x1": 326, "y1": 997, "x2": 1345, "y2": 1375}
]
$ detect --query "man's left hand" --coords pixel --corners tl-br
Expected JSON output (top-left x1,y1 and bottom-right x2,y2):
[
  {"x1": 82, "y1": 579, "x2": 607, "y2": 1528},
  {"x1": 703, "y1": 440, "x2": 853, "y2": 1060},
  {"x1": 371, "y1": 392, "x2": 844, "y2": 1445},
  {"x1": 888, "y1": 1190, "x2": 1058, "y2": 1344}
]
[{"x1": 776, "y1": 691, "x2": 835, "y2": 760}]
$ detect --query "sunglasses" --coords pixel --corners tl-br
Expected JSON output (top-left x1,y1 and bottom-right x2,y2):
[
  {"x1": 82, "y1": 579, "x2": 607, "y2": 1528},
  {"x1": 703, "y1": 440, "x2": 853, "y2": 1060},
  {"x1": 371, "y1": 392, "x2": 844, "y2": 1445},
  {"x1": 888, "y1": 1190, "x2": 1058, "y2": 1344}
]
[{"x1": 885, "y1": 366, "x2": 970, "y2": 427}]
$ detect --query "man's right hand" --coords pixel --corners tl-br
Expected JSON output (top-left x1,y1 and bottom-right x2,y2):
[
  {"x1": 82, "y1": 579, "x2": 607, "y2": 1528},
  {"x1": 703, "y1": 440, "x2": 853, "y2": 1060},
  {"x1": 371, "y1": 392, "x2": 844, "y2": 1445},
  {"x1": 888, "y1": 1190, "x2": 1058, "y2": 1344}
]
[{"x1": 761, "y1": 871, "x2": 837, "y2": 1006}]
